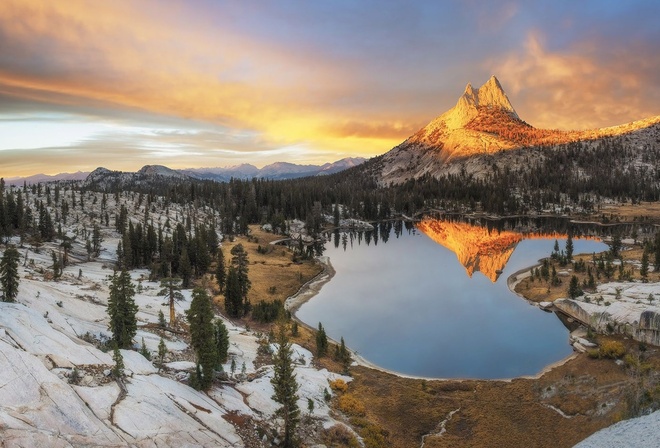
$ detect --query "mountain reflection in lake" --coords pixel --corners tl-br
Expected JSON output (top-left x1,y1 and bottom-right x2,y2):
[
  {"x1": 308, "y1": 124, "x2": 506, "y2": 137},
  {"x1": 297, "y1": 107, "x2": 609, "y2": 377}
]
[{"x1": 296, "y1": 217, "x2": 609, "y2": 379}]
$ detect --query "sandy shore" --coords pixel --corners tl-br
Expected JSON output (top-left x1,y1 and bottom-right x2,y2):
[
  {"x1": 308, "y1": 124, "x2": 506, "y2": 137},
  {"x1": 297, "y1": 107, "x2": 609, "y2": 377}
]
[
  {"x1": 284, "y1": 255, "x2": 336, "y2": 314},
  {"x1": 507, "y1": 264, "x2": 541, "y2": 303}
]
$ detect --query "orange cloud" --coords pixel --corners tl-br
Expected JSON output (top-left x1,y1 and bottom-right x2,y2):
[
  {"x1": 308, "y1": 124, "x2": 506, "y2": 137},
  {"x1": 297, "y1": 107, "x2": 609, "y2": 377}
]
[
  {"x1": 0, "y1": 0, "x2": 398, "y2": 164},
  {"x1": 490, "y1": 32, "x2": 659, "y2": 130}
]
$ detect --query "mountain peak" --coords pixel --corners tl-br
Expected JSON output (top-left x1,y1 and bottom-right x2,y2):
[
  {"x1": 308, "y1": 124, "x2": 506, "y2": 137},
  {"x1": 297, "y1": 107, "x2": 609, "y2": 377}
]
[
  {"x1": 379, "y1": 76, "x2": 660, "y2": 185},
  {"x1": 476, "y1": 75, "x2": 517, "y2": 116},
  {"x1": 441, "y1": 75, "x2": 518, "y2": 129}
]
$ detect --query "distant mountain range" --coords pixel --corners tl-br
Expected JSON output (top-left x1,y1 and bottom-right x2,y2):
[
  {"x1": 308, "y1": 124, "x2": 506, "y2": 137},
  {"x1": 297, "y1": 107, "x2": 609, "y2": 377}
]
[
  {"x1": 4, "y1": 157, "x2": 366, "y2": 185},
  {"x1": 4, "y1": 171, "x2": 90, "y2": 186},
  {"x1": 180, "y1": 157, "x2": 366, "y2": 182}
]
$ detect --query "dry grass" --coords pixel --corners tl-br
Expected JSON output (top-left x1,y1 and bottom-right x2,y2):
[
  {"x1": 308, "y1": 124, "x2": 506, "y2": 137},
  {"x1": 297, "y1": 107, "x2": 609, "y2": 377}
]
[
  {"x1": 346, "y1": 347, "x2": 655, "y2": 448},
  {"x1": 214, "y1": 225, "x2": 323, "y2": 310},
  {"x1": 596, "y1": 202, "x2": 660, "y2": 222}
]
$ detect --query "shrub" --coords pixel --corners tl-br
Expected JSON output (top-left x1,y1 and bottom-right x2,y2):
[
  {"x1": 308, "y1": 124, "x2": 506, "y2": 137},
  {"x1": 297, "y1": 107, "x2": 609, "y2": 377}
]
[
  {"x1": 599, "y1": 340, "x2": 626, "y2": 359},
  {"x1": 624, "y1": 353, "x2": 639, "y2": 368},
  {"x1": 338, "y1": 394, "x2": 366, "y2": 417},
  {"x1": 251, "y1": 300, "x2": 284, "y2": 323},
  {"x1": 69, "y1": 367, "x2": 81, "y2": 385},
  {"x1": 329, "y1": 378, "x2": 348, "y2": 393},
  {"x1": 349, "y1": 417, "x2": 389, "y2": 448},
  {"x1": 587, "y1": 349, "x2": 600, "y2": 359},
  {"x1": 322, "y1": 425, "x2": 360, "y2": 448}
]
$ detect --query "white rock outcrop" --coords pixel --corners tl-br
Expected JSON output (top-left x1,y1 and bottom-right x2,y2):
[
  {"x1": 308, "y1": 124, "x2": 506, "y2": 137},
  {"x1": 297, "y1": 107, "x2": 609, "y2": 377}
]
[{"x1": 554, "y1": 282, "x2": 660, "y2": 346}]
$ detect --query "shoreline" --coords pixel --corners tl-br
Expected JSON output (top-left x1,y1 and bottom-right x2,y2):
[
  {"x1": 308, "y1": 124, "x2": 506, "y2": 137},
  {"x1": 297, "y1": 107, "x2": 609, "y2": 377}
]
[
  {"x1": 506, "y1": 264, "x2": 541, "y2": 304},
  {"x1": 284, "y1": 255, "x2": 336, "y2": 314},
  {"x1": 285, "y1": 252, "x2": 580, "y2": 382}
]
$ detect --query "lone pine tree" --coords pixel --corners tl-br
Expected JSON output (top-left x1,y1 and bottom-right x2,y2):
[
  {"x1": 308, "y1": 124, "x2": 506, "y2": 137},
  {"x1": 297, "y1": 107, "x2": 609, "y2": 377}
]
[
  {"x1": 186, "y1": 287, "x2": 217, "y2": 390},
  {"x1": 271, "y1": 325, "x2": 300, "y2": 448},
  {"x1": 158, "y1": 276, "x2": 184, "y2": 325},
  {"x1": 316, "y1": 322, "x2": 328, "y2": 358},
  {"x1": 0, "y1": 246, "x2": 20, "y2": 302},
  {"x1": 230, "y1": 243, "x2": 251, "y2": 299},
  {"x1": 107, "y1": 269, "x2": 138, "y2": 349},
  {"x1": 224, "y1": 265, "x2": 243, "y2": 318}
]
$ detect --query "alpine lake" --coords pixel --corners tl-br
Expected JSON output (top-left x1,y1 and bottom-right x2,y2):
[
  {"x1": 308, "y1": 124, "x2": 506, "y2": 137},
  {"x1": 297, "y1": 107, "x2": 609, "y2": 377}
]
[{"x1": 294, "y1": 216, "x2": 638, "y2": 379}]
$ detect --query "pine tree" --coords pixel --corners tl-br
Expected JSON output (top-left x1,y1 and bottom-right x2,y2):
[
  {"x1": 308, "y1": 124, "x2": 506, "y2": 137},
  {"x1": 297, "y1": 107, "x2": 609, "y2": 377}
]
[
  {"x1": 179, "y1": 246, "x2": 192, "y2": 288},
  {"x1": 107, "y1": 269, "x2": 138, "y2": 349},
  {"x1": 215, "y1": 248, "x2": 226, "y2": 293},
  {"x1": 316, "y1": 322, "x2": 328, "y2": 358},
  {"x1": 610, "y1": 233, "x2": 622, "y2": 258},
  {"x1": 224, "y1": 266, "x2": 243, "y2": 318},
  {"x1": 271, "y1": 324, "x2": 300, "y2": 448},
  {"x1": 339, "y1": 336, "x2": 351, "y2": 373},
  {"x1": 565, "y1": 234, "x2": 574, "y2": 261},
  {"x1": 50, "y1": 250, "x2": 61, "y2": 280},
  {"x1": 112, "y1": 346, "x2": 125, "y2": 378},
  {"x1": 157, "y1": 337, "x2": 168, "y2": 371},
  {"x1": 139, "y1": 337, "x2": 151, "y2": 360},
  {"x1": 0, "y1": 246, "x2": 20, "y2": 302},
  {"x1": 92, "y1": 224, "x2": 103, "y2": 257},
  {"x1": 214, "y1": 319, "x2": 230, "y2": 367},
  {"x1": 568, "y1": 275, "x2": 582, "y2": 299},
  {"x1": 230, "y1": 243, "x2": 251, "y2": 299},
  {"x1": 158, "y1": 277, "x2": 184, "y2": 326},
  {"x1": 640, "y1": 247, "x2": 649, "y2": 282},
  {"x1": 186, "y1": 287, "x2": 217, "y2": 390},
  {"x1": 158, "y1": 309, "x2": 166, "y2": 328}
]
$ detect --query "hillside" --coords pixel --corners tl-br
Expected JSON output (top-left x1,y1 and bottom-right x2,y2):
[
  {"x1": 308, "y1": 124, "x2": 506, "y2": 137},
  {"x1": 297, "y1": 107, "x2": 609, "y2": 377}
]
[
  {"x1": 374, "y1": 76, "x2": 660, "y2": 185},
  {"x1": 0, "y1": 186, "x2": 350, "y2": 447}
]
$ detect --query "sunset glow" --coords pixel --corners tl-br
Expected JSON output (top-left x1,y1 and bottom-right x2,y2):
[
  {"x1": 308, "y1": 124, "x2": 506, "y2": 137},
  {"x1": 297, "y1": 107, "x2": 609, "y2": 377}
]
[{"x1": 1, "y1": 0, "x2": 658, "y2": 177}]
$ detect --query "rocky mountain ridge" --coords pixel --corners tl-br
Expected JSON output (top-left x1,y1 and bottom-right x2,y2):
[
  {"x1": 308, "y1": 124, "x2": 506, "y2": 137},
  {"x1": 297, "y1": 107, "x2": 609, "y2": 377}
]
[{"x1": 375, "y1": 76, "x2": 660, "y2": 185}]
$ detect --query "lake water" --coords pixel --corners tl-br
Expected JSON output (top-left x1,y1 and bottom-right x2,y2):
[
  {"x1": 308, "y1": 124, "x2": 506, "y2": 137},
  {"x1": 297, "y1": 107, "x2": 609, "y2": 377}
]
[{"x1": 296, "y1": 219, "x2": 609, "y2": 379}]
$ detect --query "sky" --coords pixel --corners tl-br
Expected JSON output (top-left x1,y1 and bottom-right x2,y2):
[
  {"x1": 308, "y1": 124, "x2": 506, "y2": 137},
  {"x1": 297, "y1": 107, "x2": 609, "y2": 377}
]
[{"x1": 1, "y1": 0, "x2": 659, "y2": 177}]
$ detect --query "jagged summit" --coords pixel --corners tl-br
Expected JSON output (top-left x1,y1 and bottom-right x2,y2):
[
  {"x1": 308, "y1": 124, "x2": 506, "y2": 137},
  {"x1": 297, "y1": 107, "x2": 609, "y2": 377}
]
[
  {"x1": 440, "y1": 75, "x2": 519, "y2": 130},
  {"x1": 376, "y1": 75, "x2": 660, "y2": 184},
  {"x1": 390, "y1": 75, "x2": 524, "y2": 163}
]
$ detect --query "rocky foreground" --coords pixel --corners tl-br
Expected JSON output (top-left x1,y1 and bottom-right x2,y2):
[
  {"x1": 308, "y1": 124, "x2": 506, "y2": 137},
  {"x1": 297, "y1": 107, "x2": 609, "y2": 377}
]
[{"x1": 0, "y1": 236, "x2": 349, "y2": 447}]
